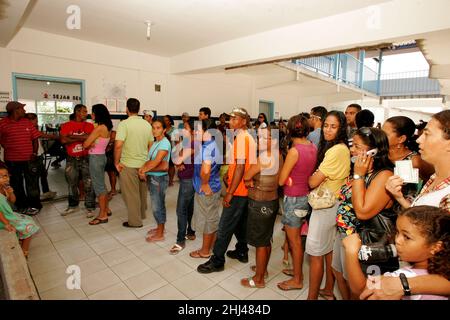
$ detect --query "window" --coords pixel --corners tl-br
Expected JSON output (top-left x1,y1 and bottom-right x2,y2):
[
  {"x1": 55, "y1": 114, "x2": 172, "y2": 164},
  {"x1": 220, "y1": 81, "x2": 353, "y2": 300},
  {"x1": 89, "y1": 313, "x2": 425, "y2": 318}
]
[{"x1": 20, "y1": 99, "x2": 73, "y2": 129}]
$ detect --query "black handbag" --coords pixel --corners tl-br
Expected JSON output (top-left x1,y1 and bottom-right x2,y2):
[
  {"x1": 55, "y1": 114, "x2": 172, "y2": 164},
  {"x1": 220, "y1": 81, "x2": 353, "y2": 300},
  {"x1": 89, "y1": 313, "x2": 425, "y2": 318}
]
[{"x1": 356, "y1": 169, "x2": 399, "y2": 273}]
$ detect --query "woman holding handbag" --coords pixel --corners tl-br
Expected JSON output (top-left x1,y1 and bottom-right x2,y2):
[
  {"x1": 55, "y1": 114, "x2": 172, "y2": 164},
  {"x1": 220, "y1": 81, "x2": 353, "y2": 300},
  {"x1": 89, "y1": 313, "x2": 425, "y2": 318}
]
[
  {"x1": 306, "y1": 111, "x2": 350, "y2": 300},
  {"x1": 333, "y1": 127, "x2": 396, "y2": 299}
]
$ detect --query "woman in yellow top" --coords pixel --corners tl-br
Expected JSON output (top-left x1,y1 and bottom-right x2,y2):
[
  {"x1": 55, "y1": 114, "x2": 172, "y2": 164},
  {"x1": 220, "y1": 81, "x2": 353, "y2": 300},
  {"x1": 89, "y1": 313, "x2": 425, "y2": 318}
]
[{"x1": 306, "y1": 111, "x2": 350, "y2": 300}]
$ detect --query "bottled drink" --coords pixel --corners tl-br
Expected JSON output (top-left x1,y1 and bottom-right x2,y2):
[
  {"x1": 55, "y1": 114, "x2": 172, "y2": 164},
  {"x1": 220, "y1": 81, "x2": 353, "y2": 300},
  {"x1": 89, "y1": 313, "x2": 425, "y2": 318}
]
[{"x1": 358, "y1": 243, "x2": 397, "y2": 263}]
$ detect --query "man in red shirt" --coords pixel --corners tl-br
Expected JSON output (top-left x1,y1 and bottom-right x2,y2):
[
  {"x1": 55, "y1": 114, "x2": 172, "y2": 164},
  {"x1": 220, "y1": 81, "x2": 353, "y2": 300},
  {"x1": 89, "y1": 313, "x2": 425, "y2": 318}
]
[
  {"x1": 0, "y1": 101, "x2": 42, "y2": 215},
  {"x1": 60, "y1": 104, "x2": 95, "y2": 216}
]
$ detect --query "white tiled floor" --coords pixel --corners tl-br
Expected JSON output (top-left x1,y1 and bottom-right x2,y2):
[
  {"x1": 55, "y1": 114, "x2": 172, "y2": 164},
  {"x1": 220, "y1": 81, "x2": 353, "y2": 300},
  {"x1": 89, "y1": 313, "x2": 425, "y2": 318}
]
[{"x1": 26, "y1": 169, "x2": 339, "y2": 300}]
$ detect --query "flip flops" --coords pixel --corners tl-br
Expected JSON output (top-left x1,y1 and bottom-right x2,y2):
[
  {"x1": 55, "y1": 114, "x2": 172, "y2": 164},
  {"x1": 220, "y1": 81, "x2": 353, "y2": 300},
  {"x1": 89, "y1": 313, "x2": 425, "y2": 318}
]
[
  {"x1": 145, "y1": 234, "x2": 165, "y2": 242},
  {"x1": 282, "y1": 268, "x2": 294, "y2": 277},
  {"x1": 189, "y1": 250, "x2": 211, "y2": 258},
  {"x1": 277, "y1": 280, "x2": 303, "y2": 291},
  {"x1": 318, "y1": 289, "x2": 337, "y2": 300},
  {"x1": 240, "y1": 277, "x2": 265, "y2": 288},
  {"x1": 89, "y1": 218, "x2": 108, "y2": 225},
  {"x1": 169, "y1": 243, "x2": 185, "y2": 255}
]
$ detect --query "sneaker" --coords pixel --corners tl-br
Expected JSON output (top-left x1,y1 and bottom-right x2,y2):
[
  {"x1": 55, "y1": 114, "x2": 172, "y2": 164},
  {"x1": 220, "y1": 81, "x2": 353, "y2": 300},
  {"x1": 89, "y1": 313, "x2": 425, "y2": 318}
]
[
  {"x1": 226, "y1": 250, "x2": 249, "y2": 263},
  {"x1": 24, "y1": 207, "x2": 41, "y2": 216},
  {"x1": 61, "y1": 207, "x2": 78, "y2": 216},
  {"x1": 197, "y1": 259, "x2": 224, "y2": 274},
  {"x1": 86, "y1": 209, "x2": 95, "y2": 218},
  {"x1": 40, "y1": 191, "x2": 57, "y2": 201}
]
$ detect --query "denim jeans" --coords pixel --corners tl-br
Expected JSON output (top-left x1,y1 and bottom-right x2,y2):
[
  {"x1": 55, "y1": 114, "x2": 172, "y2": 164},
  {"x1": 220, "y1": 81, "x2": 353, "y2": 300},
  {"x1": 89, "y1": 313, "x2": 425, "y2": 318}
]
[
  {"x1": 211, "y1": 196, "x2": 249, "y2": 266},
  {"x1": 147, "y1": 175, "x2": 169, "y2": 225},
  {"x1": 176, "y1": 178, "x2": 195, "y2": 244},
  {"x1": 5, "y1": 160, "x2": 41, "y2": 210},
  {"x1": 65, "y1": 156, "x2": 95, "y2": 210},
  {"x1": 89, "y1": 154, "x2": 107, "y2": 196}
]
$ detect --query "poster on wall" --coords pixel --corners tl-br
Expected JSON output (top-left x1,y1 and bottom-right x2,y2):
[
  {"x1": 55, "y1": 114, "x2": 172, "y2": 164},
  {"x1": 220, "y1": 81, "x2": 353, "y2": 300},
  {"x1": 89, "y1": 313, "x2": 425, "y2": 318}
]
[
  {"x1": 0, "y1": 91, "x2": 11, "y2": 112},
  {"x1": 106, "y1": 98, "x2": 117, "y2": 112},
  {"x1": 274, "y1": 111, "x2": 280, "y2": 120},
  {"x1": 117, "y1": 99, "x2": 127, "y2": 113}
]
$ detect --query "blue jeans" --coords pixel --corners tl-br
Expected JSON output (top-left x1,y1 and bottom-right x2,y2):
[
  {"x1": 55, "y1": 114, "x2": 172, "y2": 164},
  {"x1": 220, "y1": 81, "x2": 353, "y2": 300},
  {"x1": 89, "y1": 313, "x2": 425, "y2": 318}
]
[
  {"x1": 176, "y1": 178, "x2": 195, "y2": 244},
  {"x1": 211, "y1": 196, "x2": 248, "y2": 266},
  {"x1": 89, "y1": 154, "x2": 107, "y2": 196},
  {"x1": 147, "y1": 175, "x2": 169, "y2": 225},
  {"x1": 65, "y1": 156, "x2": 96, "y2": 210}
]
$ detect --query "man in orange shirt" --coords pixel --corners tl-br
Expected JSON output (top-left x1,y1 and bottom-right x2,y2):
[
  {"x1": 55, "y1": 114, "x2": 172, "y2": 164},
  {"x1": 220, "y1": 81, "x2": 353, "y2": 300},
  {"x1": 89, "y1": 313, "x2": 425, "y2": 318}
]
[{"x1": 198, "y1": 107, "x2": 256, "y2": 273}]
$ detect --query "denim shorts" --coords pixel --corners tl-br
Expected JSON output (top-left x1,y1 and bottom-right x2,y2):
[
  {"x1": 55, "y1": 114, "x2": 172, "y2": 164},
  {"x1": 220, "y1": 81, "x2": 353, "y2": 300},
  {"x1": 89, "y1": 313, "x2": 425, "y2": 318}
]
[
  {"x1": 89, "y1": 154, "x2": 107, "y2": 196},
  {"x1": 281, "y1": 195, "x2": 309, "y2": 228}
]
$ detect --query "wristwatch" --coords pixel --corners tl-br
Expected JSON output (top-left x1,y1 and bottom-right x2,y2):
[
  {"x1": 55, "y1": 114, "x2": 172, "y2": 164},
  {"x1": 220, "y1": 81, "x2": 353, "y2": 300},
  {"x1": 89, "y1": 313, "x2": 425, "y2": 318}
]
[
  {"x1": 399, "y1": 273, "x2": 411, "y2": 296},
  {"x1": 353, "y1": 174, "x2": 365, "y2": 180}
]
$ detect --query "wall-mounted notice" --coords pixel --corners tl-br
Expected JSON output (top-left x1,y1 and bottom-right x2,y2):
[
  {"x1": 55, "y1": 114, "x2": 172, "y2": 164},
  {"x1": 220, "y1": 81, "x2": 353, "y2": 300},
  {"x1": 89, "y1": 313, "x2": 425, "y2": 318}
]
[
  {"x1": 117, "y1": 99, "x2": 127, "y2": 113},
  {"x1": 0, "y1": 91, "x2": 11, "y2": 112}
]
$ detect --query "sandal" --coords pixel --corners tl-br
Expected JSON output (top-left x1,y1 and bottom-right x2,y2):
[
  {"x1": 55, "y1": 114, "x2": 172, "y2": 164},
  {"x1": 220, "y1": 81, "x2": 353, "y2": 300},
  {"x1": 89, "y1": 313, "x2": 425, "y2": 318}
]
[
  {"x1": 318, "y1": 289, "x2": 336, "y2": 300},
  {"x1": 147, "y1": 228, "x2": 158, "y2": 235},
  {"x1": 107, "y1": 210, "x2": 112, "y2": 217},
  {"x1": 250, "y1": 265, "x2": 269, "y2": 279},
  {"x1": 241, "y1": 277, "x2": 265, "y2": 288},
  {"x1": 189, "y1": 250, "x2": 211, "y2": 258},
  {"x1": 282, "y1": 268, "x2": 294, "y2": 277},
  {"x1": 277, "y1": 280, "x2": 303, "y2": 291},
  {"x1": 169, "y1": 243, "x2": 185, "y2": 255},
  {"x1": 185, "y1": 234, "x2": 196, "y2": 241},
  {"x1": 89, "y1": 217, "x2": 108, "y2": 225},
  {"x1": 145, "y1": 234, "x2": 165, "y2": 242}
]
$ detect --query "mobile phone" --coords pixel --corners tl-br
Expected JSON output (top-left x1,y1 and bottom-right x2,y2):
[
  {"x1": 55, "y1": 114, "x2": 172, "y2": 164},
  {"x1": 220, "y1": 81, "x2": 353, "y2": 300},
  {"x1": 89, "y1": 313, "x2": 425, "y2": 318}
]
[{"x1": 366, "y1": 148, "x2": 378, "y2": 157}]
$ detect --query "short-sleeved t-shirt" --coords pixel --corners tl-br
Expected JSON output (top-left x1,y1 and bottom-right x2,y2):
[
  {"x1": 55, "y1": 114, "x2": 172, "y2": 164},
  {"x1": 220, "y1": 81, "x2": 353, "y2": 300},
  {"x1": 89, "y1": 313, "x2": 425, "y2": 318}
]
[
  {"x1": 318, "y1": 143, "x2": 350, "y2": 195},
  {"x1": 193, "y1": 140, "x2": 222, "y2": 194},
  {"x1": 0, "y1": 117, "x2": 42, "y2": 161},
  {"x1": 307, "y1": 128, "x2": 321, "y2": 148},
  {"x1": 116, "y1": 116, "x2": 153, "y2": 168},
  {"x1": 227, "y1": 130, "x2": 257, "y2": 197},
  {"x1": 60, "y1": 120, "x2": 94, "y2": 157},
  {"x1": 146, "y1": 137, "x2": 171, "y2": 177}
]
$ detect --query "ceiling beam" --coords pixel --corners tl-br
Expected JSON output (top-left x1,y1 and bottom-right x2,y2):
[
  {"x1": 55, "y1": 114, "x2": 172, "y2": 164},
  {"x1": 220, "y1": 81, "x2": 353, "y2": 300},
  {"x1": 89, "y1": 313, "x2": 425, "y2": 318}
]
[
  {"x1": 429, "y1": 64, "x2": 450, "y2": 79},
  {"x1": 171, "y1": 0, "x2": 450, "y2": 74}
]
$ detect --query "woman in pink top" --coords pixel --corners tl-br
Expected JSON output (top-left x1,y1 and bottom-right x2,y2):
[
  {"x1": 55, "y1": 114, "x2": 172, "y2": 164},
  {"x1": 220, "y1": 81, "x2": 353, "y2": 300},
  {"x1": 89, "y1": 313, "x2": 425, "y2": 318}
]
[
  {"x1": 83, "y1": 104, "x2": 112, "y2": 225},
  {"x1": 277, "y1": 115, "x2": 317, "y2": 291}
]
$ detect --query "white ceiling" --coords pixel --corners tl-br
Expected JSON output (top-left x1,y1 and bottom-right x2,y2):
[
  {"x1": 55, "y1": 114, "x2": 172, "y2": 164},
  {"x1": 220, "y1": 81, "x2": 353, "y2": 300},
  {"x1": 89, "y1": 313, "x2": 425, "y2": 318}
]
[
  {"x1": 22, "y1": 0, "x2": 388, "y2": 57},
  {"x1": 0, "y1": 0, "x2": 31, "y2": 46}
]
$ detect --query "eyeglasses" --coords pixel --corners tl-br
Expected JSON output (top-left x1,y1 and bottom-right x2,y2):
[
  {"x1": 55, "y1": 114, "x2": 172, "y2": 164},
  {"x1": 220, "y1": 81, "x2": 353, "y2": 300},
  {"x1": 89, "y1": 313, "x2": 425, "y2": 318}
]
[
  {"x1": 310, "y1": 114, "x2": 321, "y2": 120},
  {"x1": 0, "y1": 174, "x2": 10, "y2": 179}
]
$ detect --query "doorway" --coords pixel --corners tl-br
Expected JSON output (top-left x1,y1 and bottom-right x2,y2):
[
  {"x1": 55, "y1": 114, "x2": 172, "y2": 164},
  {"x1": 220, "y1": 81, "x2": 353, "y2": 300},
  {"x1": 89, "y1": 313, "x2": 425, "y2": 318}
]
[{"x1": 259, "y1": 100, "x2": 274, "y2": 122}]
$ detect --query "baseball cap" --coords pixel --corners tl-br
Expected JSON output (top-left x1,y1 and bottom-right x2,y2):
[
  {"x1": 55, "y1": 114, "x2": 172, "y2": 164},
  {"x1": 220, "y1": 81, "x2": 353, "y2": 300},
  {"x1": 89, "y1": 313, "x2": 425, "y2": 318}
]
[
  {"x1": 229, "y1": 107, "x2": 249, "y2": 118},
  {"x1": 6, "y1": 101, "x2": 26, "y2": 113}
]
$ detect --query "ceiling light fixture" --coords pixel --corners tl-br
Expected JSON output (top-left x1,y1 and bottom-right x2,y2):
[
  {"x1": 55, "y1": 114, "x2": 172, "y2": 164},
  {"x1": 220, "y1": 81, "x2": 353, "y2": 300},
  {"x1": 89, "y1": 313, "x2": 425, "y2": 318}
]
[{"x1": 145, "y1": 20, "x2": 153, "y2": 40}]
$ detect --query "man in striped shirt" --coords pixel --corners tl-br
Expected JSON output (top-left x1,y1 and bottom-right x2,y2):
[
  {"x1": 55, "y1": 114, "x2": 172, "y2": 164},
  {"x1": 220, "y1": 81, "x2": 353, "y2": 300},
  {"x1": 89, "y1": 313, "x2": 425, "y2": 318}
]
[{"x1": 0, "y1": 101, "x2": 42, "y2": 215}]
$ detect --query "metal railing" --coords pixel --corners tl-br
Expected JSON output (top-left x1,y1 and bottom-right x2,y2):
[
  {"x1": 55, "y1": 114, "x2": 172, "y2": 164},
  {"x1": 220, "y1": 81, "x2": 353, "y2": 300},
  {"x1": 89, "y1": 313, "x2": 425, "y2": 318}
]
[{"x1": 289, "y1": 54, "x2": 440, "y2": 97}]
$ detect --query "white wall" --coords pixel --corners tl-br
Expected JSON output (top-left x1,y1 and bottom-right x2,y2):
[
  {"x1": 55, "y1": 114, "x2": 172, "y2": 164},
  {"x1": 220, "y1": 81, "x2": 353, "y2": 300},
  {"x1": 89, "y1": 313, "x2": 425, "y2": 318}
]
[{"x1": 1, "y1": 28, "x2": 254, "y2": 116}]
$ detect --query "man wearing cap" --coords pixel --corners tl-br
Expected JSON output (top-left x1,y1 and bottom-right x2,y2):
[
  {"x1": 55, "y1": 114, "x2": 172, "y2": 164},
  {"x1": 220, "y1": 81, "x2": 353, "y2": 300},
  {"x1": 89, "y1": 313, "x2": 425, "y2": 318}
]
[
  {"x1": 0, "y1": 101, "x2": 43, "y2": 215},
  {"x1": 178, "y1": 112, "x2": 190, "y2": 130},
  {"x1": 197, "y1": 107, "x2": 257, "y2": 273}
]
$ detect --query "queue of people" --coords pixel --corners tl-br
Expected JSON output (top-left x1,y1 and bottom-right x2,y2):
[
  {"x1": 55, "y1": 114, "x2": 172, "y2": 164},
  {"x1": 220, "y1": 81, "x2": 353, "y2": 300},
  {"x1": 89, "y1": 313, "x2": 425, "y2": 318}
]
[{"x1": 0, "y1": 98, "x2": 448, "y2": 300}]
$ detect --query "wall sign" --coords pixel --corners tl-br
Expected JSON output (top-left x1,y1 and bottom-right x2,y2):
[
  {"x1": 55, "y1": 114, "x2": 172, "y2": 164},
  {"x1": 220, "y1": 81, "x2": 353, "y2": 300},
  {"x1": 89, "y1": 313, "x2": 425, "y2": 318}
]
[{"x1": 0, "y1": 91, "x2": 11, "y2": 112}]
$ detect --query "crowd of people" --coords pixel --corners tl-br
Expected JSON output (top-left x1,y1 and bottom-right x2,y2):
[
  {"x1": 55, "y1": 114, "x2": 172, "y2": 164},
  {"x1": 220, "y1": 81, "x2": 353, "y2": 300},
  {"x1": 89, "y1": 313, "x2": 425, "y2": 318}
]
[{"x1": 0, "y1": 98, "x2": 449, "y2": 300}]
